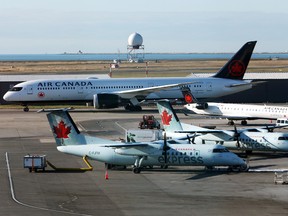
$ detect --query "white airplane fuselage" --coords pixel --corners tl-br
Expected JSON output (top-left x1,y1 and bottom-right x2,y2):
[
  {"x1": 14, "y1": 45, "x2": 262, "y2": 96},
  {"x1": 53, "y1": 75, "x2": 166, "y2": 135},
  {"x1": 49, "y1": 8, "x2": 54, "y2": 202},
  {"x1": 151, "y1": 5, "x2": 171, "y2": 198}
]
[
  {"x1": 3, "y1": 77, "x2": 251, "y2": 104},
  {"x1": 185, "y1": 103, "x2": 288, "y2": 120},
  {"x1": 197, "y1": 131, "x2": 288, "y2": 152},
  {"x1": 56, "y1": 143, "x2": 246, "y2": 167}
]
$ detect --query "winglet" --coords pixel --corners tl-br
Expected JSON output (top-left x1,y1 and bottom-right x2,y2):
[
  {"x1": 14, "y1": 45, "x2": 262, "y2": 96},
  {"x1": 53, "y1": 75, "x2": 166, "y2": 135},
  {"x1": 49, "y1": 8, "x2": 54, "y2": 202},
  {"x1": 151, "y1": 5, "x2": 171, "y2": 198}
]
[{"x1": 213, "y1": 41, "x2": 257, "y2": 80}]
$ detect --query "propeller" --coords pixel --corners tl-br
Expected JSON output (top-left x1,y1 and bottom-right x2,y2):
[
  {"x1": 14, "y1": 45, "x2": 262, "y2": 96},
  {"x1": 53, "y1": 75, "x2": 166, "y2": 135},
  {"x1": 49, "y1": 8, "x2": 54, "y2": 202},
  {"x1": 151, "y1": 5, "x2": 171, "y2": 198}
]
[
  {"x1": 162, "y1": 132, "x2": 170, "y2": 164},
  {"x1": 186, "y1": 134, "x2": 196, "y2": 144},
  {"x1": 233, "y1": 125, "x2": 241, "y2": 148},
  {"x1": 186, "y1": 134, "x2": 191, "y2": 143}
]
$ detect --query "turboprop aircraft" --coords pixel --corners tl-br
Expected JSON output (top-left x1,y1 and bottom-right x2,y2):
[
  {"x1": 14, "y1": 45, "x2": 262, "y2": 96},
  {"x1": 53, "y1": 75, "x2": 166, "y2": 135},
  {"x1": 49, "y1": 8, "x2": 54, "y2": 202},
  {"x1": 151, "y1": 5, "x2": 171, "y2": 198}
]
[
  {"x1": 46, "y1": 109, "x2": 248, "y2": 173},
  {"x1": 4, "y1": 41, "x2": 256, "y2": 112},
  {"x1": 181, "y1": 87, "x2": 288, "y2": 125},
  {"x1": 156, "y1": 100, "x2": 288, "y2": 153}
]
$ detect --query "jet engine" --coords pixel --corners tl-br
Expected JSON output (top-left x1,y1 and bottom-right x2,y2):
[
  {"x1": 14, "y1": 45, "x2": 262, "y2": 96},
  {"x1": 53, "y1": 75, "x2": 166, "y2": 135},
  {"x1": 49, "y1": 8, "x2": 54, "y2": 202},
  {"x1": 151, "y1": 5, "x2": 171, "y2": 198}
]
[
  {"x1": 93, "y1": 93, "x2": 121, "y2": 109},
  {"x1": 195, "y1": 102, "x2": 208, "y2": 110}
]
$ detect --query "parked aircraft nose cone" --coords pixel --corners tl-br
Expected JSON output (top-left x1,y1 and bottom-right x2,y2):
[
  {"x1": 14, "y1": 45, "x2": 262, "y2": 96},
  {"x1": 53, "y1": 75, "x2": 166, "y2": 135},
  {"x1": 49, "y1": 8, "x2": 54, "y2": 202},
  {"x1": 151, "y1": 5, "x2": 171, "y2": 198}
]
[{"x1": 3, "y1": 92, "x2": 11, "y2": 101}]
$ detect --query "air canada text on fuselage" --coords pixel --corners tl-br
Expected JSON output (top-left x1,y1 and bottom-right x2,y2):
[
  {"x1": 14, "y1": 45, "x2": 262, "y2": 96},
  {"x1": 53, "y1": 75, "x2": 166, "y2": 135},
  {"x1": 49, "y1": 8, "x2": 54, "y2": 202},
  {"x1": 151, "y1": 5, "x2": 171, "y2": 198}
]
[{"x1": 37, "y1": 81, "x2": 93, "y2": 87}]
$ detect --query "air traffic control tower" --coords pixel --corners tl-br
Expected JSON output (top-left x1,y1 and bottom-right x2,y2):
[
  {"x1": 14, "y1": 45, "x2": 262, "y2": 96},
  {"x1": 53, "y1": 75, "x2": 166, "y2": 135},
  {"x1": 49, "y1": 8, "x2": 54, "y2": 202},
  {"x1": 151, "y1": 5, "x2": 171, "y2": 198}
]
[{"x1": 127, "y1": 32, "x2": 145, "y2": 63}]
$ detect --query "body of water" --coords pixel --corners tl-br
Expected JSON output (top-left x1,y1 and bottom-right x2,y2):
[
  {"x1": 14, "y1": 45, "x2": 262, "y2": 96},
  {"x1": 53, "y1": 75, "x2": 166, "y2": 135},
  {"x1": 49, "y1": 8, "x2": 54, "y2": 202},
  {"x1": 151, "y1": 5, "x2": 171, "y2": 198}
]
[{"x1": 0, "y1": 53, "x2": 287, "y2": 61}]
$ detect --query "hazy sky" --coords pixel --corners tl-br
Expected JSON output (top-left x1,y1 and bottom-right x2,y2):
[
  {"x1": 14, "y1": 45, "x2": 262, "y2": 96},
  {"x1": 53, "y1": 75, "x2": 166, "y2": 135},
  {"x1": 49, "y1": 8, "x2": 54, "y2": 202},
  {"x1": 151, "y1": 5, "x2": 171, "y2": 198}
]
[{"x1": 1, "y1": 0, "x2": 288, "y2": 54}]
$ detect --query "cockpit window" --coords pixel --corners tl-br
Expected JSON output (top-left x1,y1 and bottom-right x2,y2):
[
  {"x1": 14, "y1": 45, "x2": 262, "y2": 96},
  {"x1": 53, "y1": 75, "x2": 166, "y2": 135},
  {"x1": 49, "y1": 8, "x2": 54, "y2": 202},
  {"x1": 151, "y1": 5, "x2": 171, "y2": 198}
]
[
  {"x1": 212, "y1": 148, "x2": 229, "y2": 153},
  {"x1": 9, "y1": 87, "x2": 23, "y2": 92},
  {"x1": 278, "y1": 137, "x2": 288, "y2": 140}
]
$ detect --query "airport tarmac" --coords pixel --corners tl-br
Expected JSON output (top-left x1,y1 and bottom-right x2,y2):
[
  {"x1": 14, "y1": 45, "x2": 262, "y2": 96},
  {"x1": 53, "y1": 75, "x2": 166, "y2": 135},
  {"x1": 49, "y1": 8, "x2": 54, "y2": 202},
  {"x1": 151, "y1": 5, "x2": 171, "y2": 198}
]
[{"x1": 1, "y1": 107, "x2": 288, "y2": 216}]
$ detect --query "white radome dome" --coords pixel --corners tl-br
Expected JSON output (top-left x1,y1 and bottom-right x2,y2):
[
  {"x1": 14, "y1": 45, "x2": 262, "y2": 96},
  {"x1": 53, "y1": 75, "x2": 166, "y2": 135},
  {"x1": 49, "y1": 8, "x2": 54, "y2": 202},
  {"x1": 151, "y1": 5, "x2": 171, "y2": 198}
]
[{"x1": 128, "y1": 32, "x2": 143, "y2": 48}]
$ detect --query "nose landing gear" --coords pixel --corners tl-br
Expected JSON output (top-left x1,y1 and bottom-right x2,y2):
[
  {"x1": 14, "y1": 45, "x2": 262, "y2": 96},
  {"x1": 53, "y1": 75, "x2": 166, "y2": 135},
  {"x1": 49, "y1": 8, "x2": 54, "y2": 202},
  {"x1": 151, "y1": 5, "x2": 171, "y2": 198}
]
[{"x1": 22, "y1": 104, "x2": 29, "y2": 112}]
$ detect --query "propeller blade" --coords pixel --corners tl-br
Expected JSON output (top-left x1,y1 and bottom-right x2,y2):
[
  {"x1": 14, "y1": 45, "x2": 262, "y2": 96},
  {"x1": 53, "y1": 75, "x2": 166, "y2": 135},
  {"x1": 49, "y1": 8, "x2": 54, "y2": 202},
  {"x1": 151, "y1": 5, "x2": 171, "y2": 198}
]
[
  {"x1": 233, "y1": 125, "x2": 241, "y2": 148},
  {"x1": 186, "y1": 135, "x2": 191, "y2": 143},
  {"x1": 162, "y1": 132, "x2": 170, "y2": 164}
]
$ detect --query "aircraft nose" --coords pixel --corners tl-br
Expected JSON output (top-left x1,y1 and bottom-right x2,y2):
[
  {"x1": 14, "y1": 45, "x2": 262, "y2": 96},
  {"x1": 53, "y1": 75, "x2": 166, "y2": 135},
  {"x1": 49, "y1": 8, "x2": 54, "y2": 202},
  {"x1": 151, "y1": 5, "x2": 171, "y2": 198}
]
[
  {"x1": 3, "y1": 92, "x2": 10, "y2": 101},
  {"x1": 3, "y1": 91, "x2": 17, "y2": 101}
]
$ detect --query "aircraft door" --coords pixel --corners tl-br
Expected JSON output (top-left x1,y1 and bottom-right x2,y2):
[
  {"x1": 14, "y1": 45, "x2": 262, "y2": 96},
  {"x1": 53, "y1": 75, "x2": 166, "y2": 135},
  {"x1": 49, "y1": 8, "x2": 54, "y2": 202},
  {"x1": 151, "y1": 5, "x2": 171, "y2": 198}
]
[
  {"x1": 206, "y1": 82, "x2": 212, "y2": 92},
  {"x1": 77, "y1": 86, "x2": 84, "y2": 94},
  {"x1": 148, "y1": 82, "x2": 154, "y2": 87},
  {"x1": 27, "y1": 85, "x2": 33, "y2": 94}
]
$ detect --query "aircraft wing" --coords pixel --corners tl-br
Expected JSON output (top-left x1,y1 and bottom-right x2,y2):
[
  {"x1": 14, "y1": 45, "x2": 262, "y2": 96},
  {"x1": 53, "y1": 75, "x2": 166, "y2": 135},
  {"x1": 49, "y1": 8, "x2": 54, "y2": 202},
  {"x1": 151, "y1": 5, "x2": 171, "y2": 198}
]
[
  {"x1": 104, "y1": 143, "x2": 149, "y2": 148},
  {"x1": 104, "y1": 143, "x2": 158, "y2": 156},
  {"x1": 175, "y1": 130, "x2": 235, "y2": 141},
  {"x1": 225, "y1": 80, "x2": 264, "y2": 88},
  {"x1": 176, "y1": 129, "x2": 226, "y2": 134},
  {"x1": 240, "y1": 124, "x2": 288, "y2": 133},
  {"x1": 225, "y1": 81, "x2": 252, "y2": 88},
  {"x1": 113, "y1": 81, "x2": 195, "y2": 99},
  {"x1": 176, "y1": 124, "x2": 288, "y2": 141},
  {"x1": 212, "y1": 115, "x2": 250, "y2": 120}
]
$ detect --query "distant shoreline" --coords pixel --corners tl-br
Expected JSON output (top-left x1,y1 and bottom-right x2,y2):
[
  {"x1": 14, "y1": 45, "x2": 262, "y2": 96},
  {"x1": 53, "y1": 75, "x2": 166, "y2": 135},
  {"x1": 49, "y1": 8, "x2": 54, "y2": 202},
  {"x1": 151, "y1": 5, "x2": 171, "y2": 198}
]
[{"x1": 0, "y1": 53, "x2": 286, "y2": 61}]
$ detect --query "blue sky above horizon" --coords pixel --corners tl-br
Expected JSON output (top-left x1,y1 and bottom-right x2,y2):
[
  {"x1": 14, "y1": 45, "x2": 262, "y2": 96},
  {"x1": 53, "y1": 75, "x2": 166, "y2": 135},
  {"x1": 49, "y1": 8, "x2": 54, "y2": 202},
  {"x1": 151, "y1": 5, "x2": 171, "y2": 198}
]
[{"x1": 1, "y1": 0, "x2": 288, "y2": 54}]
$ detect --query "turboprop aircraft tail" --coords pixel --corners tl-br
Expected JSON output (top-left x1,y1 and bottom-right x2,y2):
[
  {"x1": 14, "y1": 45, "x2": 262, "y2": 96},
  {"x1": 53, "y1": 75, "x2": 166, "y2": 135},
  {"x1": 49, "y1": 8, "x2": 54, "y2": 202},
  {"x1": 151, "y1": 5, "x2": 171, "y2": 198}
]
[
  {"x1": 213, "y1": 41, "x2": 256, "y2": 80},
  {"x1": 46, "y1": 110, "x2": 117, "y2": 146},
  {"x1": 156, "y1": 100, "x2": 183, "y2": 132}
]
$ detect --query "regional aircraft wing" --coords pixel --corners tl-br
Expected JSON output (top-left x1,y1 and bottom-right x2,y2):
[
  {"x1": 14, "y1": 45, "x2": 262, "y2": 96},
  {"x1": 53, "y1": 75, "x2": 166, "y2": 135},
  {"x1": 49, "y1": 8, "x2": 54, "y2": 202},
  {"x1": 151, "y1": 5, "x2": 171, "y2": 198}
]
[
  {"x1": 104, "y1": 143, "x2": 149, "y2": 148},
  {"x1": 104, "y1": 143, "x2": 156, "y2": 156},
  {"x1": 175, "y1": 129, "x2": 237, "y2": 142},
  {"x1": 175, "y1": 124, "x2": 288, "y2": 141},
  {"x1": 112, "y1": 82, "x2": 195, "y2": 99}
]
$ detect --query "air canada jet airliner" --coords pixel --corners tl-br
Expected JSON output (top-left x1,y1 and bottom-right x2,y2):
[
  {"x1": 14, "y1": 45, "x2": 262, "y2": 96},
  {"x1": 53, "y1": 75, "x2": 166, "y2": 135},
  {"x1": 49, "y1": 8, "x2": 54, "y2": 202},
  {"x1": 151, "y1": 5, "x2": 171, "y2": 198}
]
[{"x1": 3, "y1": 41, "x2": 256, "y2": 112}]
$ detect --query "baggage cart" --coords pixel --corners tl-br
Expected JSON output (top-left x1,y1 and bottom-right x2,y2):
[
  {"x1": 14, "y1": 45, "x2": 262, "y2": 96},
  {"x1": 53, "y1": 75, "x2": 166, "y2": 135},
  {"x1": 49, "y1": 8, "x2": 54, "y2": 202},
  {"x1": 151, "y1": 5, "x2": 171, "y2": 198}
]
[{"x1": 24, "y1": 155, "x2": 47, "y2": 172}]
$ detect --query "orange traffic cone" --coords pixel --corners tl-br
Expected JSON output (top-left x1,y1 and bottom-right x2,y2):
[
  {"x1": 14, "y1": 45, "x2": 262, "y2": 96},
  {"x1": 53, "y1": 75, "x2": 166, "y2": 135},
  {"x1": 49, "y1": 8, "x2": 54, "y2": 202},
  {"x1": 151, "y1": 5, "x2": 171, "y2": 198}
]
[{"x1": 105, "y1": 170, "x2": 109, "y2": 180}]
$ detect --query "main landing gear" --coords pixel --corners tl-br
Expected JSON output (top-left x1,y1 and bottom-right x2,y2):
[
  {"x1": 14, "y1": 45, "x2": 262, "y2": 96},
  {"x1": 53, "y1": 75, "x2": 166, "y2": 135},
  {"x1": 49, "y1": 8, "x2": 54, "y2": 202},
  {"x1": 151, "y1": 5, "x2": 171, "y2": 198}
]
[
  {"x1": 228, "y1": 163, "x2": 249, "y2": 172},
  {"x1": 132, "y1": 156, "x2": 147, "y2": 174},
  {"x1": 125, "y1": 104, "x2": 142, "y2": 111},
  {"x1": 228, "y1": 120, "x2": 248, "y2": 126}
]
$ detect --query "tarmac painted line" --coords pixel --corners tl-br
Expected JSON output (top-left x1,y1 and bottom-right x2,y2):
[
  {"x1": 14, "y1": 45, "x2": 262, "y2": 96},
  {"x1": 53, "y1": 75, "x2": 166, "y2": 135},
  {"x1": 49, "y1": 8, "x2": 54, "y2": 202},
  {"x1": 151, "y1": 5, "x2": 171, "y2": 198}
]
[
  {"x1": 248, "y1": 168, "x2": 288, "y2": 173},
  {"x1": 5, "y1": 152, "x2": 92, "y2": 216}
]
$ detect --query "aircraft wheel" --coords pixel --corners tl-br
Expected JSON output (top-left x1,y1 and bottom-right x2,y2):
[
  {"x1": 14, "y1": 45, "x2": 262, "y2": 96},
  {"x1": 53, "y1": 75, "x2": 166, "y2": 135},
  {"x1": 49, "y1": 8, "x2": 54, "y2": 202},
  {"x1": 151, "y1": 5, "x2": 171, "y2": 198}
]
[
  {"x1": 228, "y1": 120, "x2": 234, "y2": 125},
  {"x1": 23, "y1": 107, "x2": 29, "y2": 112},
  {"x1": 135, "y1": 105, "x2": 142, "y2": 111},
  {"x1": 205, "y1": 166, "x2": 214, "y2": 170},
  {"x1": 132, "y1": 167, "x2": 141, "y2": 174},
  {"x1": 124, "y1": 104, "x2": 130, "y2": 110},
  {"x1": 239, "y1": 164, "x2": 249, "y2": 172},
  {"x1": 241, "y1": 120, "x2": 247, "y2": 125},
  {"x1": 228, "y1": 166, "x2": 240, "y2": 172},
  {"x1": 245, "y1": 150, "x2": 253, "y2": 154},
  {"x1": 229, "y1": 165, "x2": 249, "y2": 172},
  {"x1": 125, "y1": 104, "x2": 142, "y2": 112},
  {"x1": 160, "y1": 165, "x2": 168, "y2": 169},
  {"x1": 105, "y1": 163, "x2": 113, "y2": 170}
]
